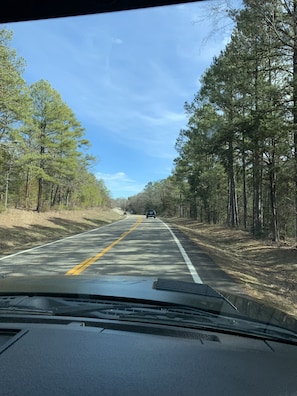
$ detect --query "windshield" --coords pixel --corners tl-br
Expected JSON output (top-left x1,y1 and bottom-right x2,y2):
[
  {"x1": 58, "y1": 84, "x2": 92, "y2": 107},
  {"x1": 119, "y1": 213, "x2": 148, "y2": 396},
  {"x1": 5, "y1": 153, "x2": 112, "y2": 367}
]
[{"x1": 0, "y1": 0, "x2": 296, "y2": 335}]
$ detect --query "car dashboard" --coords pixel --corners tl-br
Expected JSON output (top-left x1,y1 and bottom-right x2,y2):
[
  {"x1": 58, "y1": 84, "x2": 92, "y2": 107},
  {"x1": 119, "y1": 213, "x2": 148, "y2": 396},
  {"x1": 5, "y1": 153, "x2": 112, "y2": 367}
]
[{"x1": 0, "y1": 314, "x2": 296, "y2": 396}]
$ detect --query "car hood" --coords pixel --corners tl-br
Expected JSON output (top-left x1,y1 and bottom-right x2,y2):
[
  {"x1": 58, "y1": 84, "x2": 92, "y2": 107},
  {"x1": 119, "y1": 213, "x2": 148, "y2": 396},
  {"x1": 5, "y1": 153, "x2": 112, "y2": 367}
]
[
  {"x1": 0, "y1": 275, "x2": 234, "y2": 312},
  {"x1": 0, "y1": 275, "x2": 295, "y2": 331}
]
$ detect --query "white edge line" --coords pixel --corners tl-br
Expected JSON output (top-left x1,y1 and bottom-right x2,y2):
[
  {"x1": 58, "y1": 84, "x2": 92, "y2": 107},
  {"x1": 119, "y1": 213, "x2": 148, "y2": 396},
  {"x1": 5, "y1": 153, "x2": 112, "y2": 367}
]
[
  {"x1": 0, "y1": 218, "x2": 126, "y2": 261},
  {"x1": 161, "y1": 220, "x2": 203, "y2": 284}
]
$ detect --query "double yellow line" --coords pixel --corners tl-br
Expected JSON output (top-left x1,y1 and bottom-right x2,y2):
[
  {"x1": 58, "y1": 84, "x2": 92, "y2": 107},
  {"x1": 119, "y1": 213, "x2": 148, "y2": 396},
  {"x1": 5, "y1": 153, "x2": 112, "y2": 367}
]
[{"x1": 66, "y1": 216, "x2": 142, "y2": 276}]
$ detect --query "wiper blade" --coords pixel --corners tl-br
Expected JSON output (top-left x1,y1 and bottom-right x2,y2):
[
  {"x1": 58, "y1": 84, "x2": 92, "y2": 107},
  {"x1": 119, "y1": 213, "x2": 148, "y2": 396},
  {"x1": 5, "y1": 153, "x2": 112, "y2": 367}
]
[
  {"x1": 97, "y1": 305, "x2": 297, "y2": 343},
  {"x1": 0, "y1": 307, "x2": 53, "y2": 316},
  {"x1": 41, "y1": 300, "x2": 297, "y2": 341},
  {"x1": 1, "y1": 296, "x2": 296, "y2": 344},
  {"x1": 54, "y1": 303, "x2": 134, "y2": 318},
  {"x1": 234, "y1": 322, "x2": 297, "y2": 343},
  {"x1": 55, "y1": 303, "x2": 234, "y2": 326},
  {"x1": 118, "y1": 306, "x2": 227, "y2": 324}
]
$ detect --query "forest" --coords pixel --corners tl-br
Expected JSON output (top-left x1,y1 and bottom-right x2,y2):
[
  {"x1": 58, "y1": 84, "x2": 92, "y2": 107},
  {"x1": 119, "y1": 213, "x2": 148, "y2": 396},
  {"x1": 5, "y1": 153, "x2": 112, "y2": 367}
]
[
  {"x1": 0, "y1": 29, "x2": 110, "y2": 212},
  {"x1": 126, "y1": 0, "x2": 297, "y2": 242}
]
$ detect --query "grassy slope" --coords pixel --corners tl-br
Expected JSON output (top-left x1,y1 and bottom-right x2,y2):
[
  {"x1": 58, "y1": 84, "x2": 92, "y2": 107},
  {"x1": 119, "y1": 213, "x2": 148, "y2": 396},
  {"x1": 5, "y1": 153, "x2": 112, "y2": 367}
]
[
  {"x1": 166, "y1": 218, "x2": 297, "y2": 318},
  {"x1": 0, "y1": 208, "x2": 123, "y2": 255}
]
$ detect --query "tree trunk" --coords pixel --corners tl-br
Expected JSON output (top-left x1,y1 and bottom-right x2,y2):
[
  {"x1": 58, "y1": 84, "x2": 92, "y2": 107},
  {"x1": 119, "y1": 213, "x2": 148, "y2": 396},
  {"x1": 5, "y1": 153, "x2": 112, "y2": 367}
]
[
  {"x1": 242, "y1": 135, "x2": 248, "y2": 230},
  {"x1": 36, "y1": 142, "x2": 45, "y2": 213},
  {"x1": 227, "y1": 140, "x2": 238, "y2": 227},
  {"x1": 51, "y1": 184, "x2": 60, "y2": 207},
  {"x1": 25, "y1": 168, "x2": 30, "y2": 209},
  {"x1": 269, "y1": 170, "x2": 279, "y2": 242},
  {"x1": 36, "y1": 177, "x2": 43, "y2": 212},
  {"x1": 189, "y1": 196, "x2": 197, "y2": 219},
  {"x1": 252, "y1": 146, "x2": 263, "y2": 235},
  {"x1": 293, "y1": 1, "x2": 297, "y2": 241}
]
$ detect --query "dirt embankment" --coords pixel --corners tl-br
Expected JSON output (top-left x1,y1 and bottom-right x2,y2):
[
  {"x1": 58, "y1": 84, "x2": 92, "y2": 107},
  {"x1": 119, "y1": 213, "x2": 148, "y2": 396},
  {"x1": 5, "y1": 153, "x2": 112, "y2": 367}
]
[
  {"x1": 166, "y1": 218, "x2": 297, "y2": 318},
  {"x1": 0, "y1": 208, "x2": 123, "y2": 255}
]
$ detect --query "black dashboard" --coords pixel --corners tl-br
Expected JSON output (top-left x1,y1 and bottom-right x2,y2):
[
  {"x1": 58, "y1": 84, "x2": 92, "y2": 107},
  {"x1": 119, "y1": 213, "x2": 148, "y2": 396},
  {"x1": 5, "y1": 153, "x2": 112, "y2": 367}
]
[{"x1": 1, "y1": 316, "x2": 296, "y2": 395}]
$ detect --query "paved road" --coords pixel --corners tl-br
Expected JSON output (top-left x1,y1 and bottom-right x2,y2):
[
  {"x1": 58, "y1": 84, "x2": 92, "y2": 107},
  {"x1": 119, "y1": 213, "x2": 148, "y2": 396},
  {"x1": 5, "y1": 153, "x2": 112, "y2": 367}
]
[{"x1": 0, "y1": 215, "x2": 244, "y2": 294}]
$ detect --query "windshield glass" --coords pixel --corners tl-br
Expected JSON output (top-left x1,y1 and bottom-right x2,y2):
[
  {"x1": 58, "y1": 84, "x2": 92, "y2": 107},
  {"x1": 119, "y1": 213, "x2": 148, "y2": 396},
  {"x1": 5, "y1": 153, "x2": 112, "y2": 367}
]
[{"x1": 0, "y1": 0, "x2": 296, "y2": 333}]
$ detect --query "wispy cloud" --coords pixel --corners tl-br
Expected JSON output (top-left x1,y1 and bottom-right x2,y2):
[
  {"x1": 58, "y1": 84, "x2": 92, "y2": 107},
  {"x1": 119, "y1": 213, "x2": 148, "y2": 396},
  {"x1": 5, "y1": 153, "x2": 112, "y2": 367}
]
[
  {"x1": 111, "y1": 37, "x2": 123, "y2": 45},
  {"x1": 96, "y1": 172, "x2": 145, "y2": 198}
]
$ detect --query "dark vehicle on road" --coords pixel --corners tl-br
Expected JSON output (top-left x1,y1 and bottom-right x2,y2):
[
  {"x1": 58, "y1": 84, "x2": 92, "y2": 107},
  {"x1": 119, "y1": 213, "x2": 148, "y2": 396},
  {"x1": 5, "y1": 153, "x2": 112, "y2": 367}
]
[{"x1": 146, "y1": 209, "x2": 156, "y2": 218}]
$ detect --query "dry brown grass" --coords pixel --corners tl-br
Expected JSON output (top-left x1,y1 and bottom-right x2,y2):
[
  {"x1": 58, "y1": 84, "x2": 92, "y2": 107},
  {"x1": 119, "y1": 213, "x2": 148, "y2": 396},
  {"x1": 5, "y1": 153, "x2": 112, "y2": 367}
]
[
  {"x1": 166, "y1": 218, "x2": 297, "y2": 318},
  {"x1": 0, "y1": 207, "x2": 122, "y2": 255}
]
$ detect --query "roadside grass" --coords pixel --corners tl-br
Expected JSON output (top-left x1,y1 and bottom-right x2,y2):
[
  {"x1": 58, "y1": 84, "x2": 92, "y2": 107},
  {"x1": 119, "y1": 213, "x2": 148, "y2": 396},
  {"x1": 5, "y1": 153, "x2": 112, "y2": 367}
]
[
  {"x1": 166, "y1": 218, "x2": 297, "y2": 318},
  {"x1": 0, "y1": 208, "x2": 123, "y2": 255}
]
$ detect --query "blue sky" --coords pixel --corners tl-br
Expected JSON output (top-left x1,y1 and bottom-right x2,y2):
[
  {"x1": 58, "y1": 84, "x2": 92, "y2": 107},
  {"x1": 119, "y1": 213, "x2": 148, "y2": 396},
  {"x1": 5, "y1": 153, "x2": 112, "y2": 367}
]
[{"x1": 4, "y1": 1, "x2": 241, "y2": 199}]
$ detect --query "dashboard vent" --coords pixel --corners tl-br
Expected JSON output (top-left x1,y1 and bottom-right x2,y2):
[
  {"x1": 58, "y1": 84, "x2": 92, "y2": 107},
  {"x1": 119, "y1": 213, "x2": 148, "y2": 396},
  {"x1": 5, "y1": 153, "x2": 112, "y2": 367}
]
[{"x1": 99, "y1": 321, "x2": 220, "y2": 342}]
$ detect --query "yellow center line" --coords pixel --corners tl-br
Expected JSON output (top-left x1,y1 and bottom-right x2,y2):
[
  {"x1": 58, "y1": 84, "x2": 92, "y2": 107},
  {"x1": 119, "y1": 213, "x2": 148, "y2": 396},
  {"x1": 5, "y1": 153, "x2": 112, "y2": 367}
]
[{"x1": 66, "y1": 216, "x2": 143, "y2": 276}]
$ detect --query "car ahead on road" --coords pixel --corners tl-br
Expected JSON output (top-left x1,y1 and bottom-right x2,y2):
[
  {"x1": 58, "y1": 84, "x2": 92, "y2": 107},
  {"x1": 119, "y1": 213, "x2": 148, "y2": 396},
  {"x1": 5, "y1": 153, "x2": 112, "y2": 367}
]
[
  {"x1": 146, "y1": 209, "x2": 156, "y2": 218},
  {"x1": 0, "y1": 275, "x2": 296, "y2": 395}
]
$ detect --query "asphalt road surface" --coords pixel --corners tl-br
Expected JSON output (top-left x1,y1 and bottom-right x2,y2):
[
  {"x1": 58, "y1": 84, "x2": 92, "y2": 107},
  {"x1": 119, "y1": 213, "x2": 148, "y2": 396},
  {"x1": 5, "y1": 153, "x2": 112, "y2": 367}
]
[{"x1": 0, "y1": 215, "x2": 244, "y2": 294}]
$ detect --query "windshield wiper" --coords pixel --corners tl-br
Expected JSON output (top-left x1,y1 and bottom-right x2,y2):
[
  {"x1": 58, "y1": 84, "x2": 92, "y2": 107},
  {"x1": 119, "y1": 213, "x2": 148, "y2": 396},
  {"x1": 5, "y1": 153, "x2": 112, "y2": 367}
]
[
  {"x1": 56, "y1": 303, "x2": 297, "y2": 342},
  {"x1": 1, "y1": 296, "x2": 296, "y2": 344},
  {"x1": 0, "y1": 306, "x2": 53, "y2": 315},
  {"x1": 120, "y1": 309, "x2": 297, "y2": 343}
]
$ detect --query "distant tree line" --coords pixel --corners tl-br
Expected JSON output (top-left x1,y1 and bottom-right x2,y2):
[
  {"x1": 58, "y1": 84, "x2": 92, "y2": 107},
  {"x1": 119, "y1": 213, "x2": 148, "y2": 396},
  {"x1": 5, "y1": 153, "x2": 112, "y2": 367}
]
[
  {"x1": 0, "y1": 29, "x2": 110, "y2": 212},
  {"x1": 125, "y1": 179, "x2": 180, "y2": 217},
  {"x1": 128, "y1": 0, "x2": 297, "y2": 242}
]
